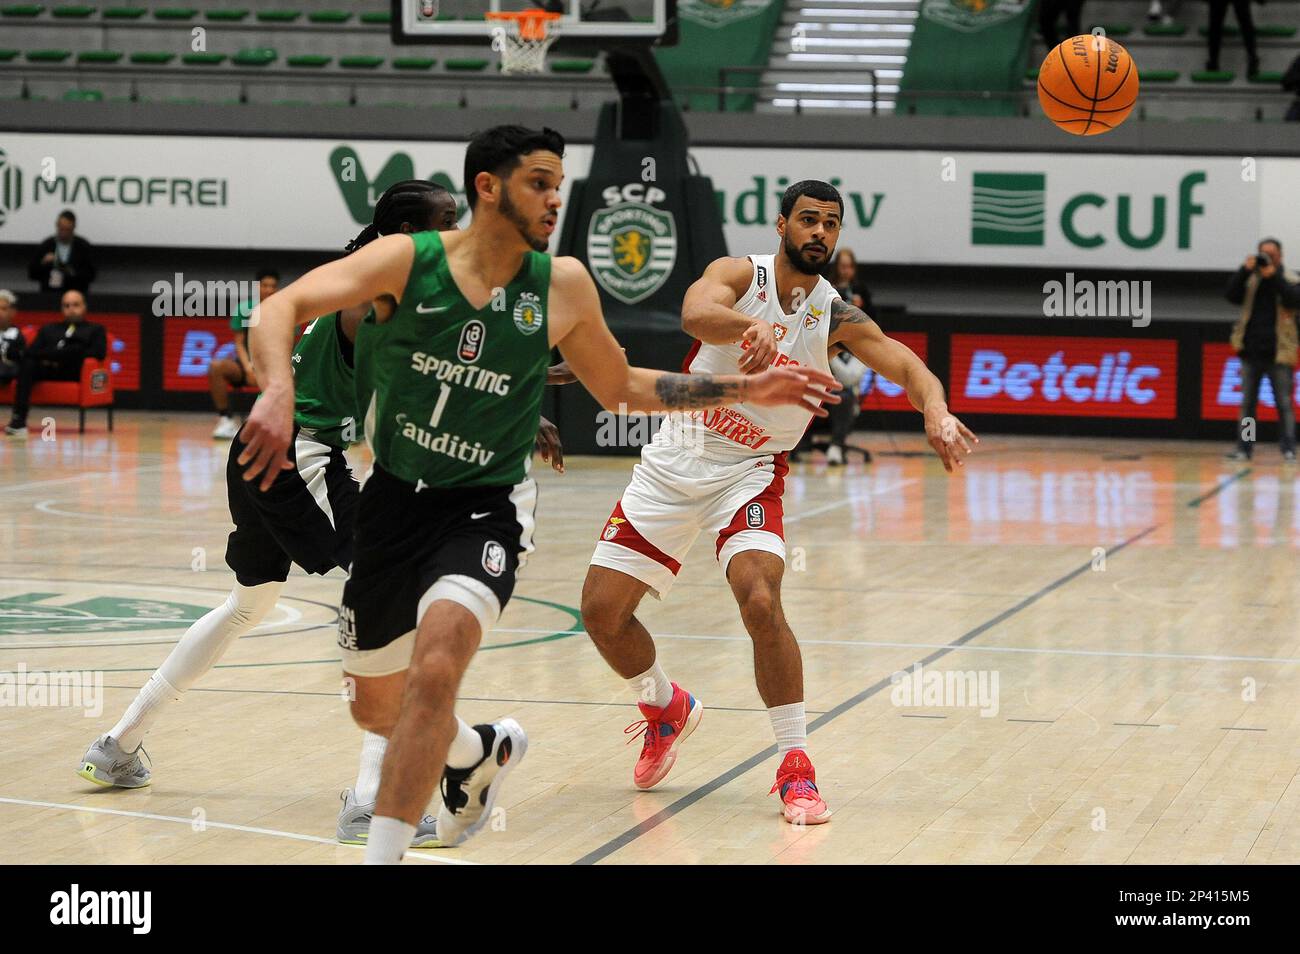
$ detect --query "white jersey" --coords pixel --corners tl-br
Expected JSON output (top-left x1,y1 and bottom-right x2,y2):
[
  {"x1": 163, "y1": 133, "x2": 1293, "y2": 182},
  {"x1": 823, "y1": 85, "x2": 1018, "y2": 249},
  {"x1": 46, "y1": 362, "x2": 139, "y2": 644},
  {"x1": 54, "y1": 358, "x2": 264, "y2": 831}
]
[{"x1": 666, "y1": 253, "x2": 837, "y2": 460}]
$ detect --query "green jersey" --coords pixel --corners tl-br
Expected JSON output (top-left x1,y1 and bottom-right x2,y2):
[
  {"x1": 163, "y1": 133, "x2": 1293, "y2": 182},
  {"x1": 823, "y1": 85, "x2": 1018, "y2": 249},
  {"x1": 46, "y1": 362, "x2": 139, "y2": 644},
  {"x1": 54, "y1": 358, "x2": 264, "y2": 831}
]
[
  {"x1": 360, "y1": 230, "x2": 551, "y2": 488},
  {"x1": 292, "y1": 311, "x2": 356, "y2": 449},
  {"x1": 230, "y1": 299, "x2": 255, "y2": 333}
]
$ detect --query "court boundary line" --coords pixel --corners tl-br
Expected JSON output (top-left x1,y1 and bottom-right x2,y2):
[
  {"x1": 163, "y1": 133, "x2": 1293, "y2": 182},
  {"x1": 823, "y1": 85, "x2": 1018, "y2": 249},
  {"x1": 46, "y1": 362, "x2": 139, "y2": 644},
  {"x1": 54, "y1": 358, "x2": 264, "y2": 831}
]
[{"x1": 0, "y1": 795, "x2": 473, "y2": 865}]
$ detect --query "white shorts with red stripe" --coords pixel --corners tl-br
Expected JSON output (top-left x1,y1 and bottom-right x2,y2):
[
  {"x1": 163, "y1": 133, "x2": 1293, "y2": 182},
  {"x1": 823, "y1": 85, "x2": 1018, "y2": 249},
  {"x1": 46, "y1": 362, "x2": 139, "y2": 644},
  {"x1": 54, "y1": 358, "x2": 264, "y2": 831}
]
[{"x1": 589, "y1": 436, "x2": 789, "y2": 600}]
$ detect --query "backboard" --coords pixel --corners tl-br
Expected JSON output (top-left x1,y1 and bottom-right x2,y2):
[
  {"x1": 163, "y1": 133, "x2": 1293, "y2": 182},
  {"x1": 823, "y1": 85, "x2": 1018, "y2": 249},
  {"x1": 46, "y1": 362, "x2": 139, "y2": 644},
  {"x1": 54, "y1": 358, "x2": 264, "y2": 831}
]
[{"x1": 392, "y1": 0, "x2": 672, "y2": 41}]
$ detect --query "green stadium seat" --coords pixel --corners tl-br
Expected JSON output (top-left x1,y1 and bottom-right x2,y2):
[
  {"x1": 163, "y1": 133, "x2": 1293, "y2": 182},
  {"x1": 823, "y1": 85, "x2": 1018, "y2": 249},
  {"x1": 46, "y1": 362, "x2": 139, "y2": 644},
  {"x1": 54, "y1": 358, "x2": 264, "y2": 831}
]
[
  {"x1": 551, "y1": 59, "x2": 595, "y2": 73},
  {"x1": 307, "y1": 9, "x2": 349, "y2": 23},
  {"x1": 183, "y1": 52, "x2": 227, "y2": 65},
  {"x1": 1198, "y1": 26, "x2": 1239, "y2": 38},
  {"x1": 77, "y1": 49, "x2": 122, "y2": 63},
  {"x1": 1249, "y1": 71, "x2": 1284, "y2": 84},
  {"x1": 0, "y1": 49, "x2": 19, "y2": 61},
  {"x1": 1024, "y1": 68, "x2": 1039, "y2": 81},
  {"x1": 1, "y1": 4, "x2": 45, "y2": 16},
  {"x1": 1259, "y1": 26, "x2": 1297, "y2": 38},
  {"x1": 1089, "y1": 23, "x2": 1131, "y2": 37},
  {"x1": 392, "y1": 56, "x2": 436, "y2": 70},
  {"x1": 52, "y1": 5, "x2": 97, "y2": 17},
  {"x1": 153, "y1": 8, "x2": 197, "y2": 20},
  {"x1": 129, "y1": 51, "x2": 175, "y2": 64},
  {"x1": 359, "y1": 11, "x2": 390, "y2": 24},
  {"x1": 339, "y1": 54, "x2": 383, "y2": 69},
  {"x1": 26, "y1": 49, "x2": 73, "y2": 62},
  {"x1": 272, "y1": 99, "x2": 313, "y2": 107},
  {"x1": 205, "y1": 9, "x2": 248, "y2": 21},
  {"x1": 63, "y1": 88, "x2": 103, "y2": 101},
  {"x1": 287, "y1": 54, "x2": 331, "y2": 67},
  {"x1": 1143, "y1": 23, "x2": 1186, "y2": 36},
  {"x1": 103, "y1": 6, "x2": 145, "y2": 17},
  {"x1": 232, "y1": 47, "x2": 277, "y2": 66},
  {"x1": 1190, "y1": 70, "x2": 1234, "y2": 83},
  {"x1": 256, "y1": 9, "x2": 300, "y2": 22},
  {"x1": 445, "y1": 58, "x2": 489, "y2": 72},
  {"x1": 1138, "y1": 69, "x2": 1180, "y2": 82}
]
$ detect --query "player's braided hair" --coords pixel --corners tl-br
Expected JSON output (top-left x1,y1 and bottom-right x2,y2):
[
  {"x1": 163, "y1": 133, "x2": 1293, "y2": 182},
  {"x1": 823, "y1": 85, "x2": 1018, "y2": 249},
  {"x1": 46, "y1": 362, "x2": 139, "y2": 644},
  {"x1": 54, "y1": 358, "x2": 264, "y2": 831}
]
[{"x1": 344, "y1": 179, "x2": 452, "y2": 253}]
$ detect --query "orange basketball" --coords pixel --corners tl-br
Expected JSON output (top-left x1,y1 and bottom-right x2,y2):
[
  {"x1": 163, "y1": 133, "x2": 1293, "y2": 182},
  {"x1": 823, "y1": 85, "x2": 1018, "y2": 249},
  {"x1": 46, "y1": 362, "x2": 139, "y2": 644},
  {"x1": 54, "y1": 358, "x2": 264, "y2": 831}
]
[{"x1": 1037, "y1": 34, "x2": 1139, "y2": 136}]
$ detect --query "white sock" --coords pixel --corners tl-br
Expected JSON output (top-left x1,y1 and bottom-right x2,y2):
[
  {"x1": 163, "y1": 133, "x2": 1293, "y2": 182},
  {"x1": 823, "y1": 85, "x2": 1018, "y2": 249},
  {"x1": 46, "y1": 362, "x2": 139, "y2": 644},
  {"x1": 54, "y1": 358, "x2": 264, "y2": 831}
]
[
  {"x1": 363, "y1": 816, "x2": 415, "y2": 865},
  {"x1": 354, "y1": 731, "x2": 387, "y2": 805},
  {"x1": 768, "y1": 702, "x2": 807, "y2": 754},
  {"x1": 445, "y1": 717, "x2": 486, "y2": 770},
  {"x1": 109, "y1": 581, "x2": 283, "y2": 750},
  {"x1": 627, "y1": 660, "x2": 674, "y2": 709}
]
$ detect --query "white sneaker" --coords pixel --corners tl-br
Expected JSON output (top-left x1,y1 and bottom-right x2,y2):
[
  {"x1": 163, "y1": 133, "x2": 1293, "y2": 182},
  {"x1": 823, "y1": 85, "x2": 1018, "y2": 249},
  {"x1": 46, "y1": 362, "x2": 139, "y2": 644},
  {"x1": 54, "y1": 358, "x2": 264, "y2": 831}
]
[
  {"x1": 826, "y1": 444, "x2": 844, "y2": 466},
  {"x1": 212, "y1": 416, "x2": 240, "y2": 440},
  {"x1": 436, "y1": 719, "x2": 527, "y2": 848}
]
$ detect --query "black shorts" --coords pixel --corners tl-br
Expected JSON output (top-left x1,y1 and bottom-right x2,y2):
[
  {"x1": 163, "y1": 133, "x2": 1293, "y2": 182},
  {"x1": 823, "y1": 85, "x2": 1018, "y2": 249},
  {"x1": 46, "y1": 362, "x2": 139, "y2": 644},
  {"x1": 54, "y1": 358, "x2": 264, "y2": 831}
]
[
  {"x1": 338, "y1": 464, "x2": 537, "y2": 676},
  {"x1": 225, "y1": 424, "x2": 359, "y2": 585}
]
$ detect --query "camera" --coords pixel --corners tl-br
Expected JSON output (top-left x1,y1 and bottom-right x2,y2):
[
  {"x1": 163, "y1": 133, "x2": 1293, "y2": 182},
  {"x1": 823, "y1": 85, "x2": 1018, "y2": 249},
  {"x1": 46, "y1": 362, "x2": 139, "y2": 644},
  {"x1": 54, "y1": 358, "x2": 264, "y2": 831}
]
[{"x1": 1255, "y1": 252, "x2": 1273, "y2": 271}]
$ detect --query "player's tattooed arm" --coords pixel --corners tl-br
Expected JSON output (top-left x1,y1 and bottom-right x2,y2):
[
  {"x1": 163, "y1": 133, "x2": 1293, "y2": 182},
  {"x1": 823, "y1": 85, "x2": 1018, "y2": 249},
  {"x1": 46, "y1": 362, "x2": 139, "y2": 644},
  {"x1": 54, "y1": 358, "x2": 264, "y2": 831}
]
[
  {"x1": 828, "y1": 297, "x2": 871, "y2": 336},
  {"x1": 652, "y1": 372, "x2": 737, "y2": 408},
  {"x1": 549, "y1": 255, "x2": 839, "y2": 417}
]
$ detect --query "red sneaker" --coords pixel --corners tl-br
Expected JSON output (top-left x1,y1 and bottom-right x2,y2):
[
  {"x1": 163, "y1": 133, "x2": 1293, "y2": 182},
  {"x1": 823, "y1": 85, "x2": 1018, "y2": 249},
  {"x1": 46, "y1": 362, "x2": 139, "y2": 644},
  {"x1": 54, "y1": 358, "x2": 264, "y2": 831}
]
[
  {"x1": 623, "y1": 683, "x2": 703, "y2": 790},
  {"x1": 770, "y1": 749, "x2": 831, "y2": 825}
]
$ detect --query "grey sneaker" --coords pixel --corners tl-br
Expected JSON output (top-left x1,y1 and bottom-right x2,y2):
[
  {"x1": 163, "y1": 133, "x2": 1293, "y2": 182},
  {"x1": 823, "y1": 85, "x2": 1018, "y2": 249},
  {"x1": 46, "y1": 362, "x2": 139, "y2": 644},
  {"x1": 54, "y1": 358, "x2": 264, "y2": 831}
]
[
  {"x1": 336, "y1": 788, "x2": 442, "y2": 849},
  {"x1": 1223, "y1": 450, "x2": 1251, "y2": 462},
  {"x1": 77, "y1": 735, "x2": 151, "y2": 789},
  {"x1": 5, "y1": 424, "x2": 27, "y2": 440},
  {"x1": 436, "y1": 719, "x2": 527, "y2": 848},
  {"x1": 1284, "y1": 451, "x2": 1297, "y2": 464}
]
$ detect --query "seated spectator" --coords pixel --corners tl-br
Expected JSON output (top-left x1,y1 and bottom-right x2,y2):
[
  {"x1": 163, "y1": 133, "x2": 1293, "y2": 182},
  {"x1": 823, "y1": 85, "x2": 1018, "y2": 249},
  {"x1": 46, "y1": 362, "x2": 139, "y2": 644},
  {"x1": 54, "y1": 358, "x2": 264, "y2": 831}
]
[
  {"x1": 0, "y1": 290, "x2": 23, "y2": 384},
  {"x1": 209, "y1": 268, "x2": 279, "y2": 440},
  {"x1": 826, "y1": 248, "x2": 874, "y2": 315},
  {"x1": 4, "y1": 289, "x2": 106, "y2": 438},
  {"x1": 826, "y1": 349, "x2": 870, "y2": 466},
  {"x1": 28, "y1": 210, "x2": 97, "y2": 293}
]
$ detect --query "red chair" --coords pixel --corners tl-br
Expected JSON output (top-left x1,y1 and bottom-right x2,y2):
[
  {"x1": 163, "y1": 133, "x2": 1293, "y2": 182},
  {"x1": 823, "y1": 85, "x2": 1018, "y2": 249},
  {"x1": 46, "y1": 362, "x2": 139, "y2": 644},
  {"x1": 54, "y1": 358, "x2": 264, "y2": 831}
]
[{"x1": 0, "y1": 327, "x2": 115, "y2": 433}]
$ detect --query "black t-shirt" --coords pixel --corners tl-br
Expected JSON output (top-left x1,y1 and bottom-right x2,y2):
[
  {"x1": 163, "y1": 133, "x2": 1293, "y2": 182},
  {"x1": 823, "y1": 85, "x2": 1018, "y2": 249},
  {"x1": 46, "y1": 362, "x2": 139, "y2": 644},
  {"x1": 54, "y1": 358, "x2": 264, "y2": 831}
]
[{"x1": 1240, "y1": 271, "x2": 1288, "y2": 362}]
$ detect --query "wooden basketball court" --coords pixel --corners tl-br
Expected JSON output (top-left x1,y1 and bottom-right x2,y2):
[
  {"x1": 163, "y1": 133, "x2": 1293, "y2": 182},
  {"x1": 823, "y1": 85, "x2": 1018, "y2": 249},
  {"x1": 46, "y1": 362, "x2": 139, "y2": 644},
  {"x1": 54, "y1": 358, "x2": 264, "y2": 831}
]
[{"x1": 2, "y1": 413, "x2": 1297, "y2": 864}]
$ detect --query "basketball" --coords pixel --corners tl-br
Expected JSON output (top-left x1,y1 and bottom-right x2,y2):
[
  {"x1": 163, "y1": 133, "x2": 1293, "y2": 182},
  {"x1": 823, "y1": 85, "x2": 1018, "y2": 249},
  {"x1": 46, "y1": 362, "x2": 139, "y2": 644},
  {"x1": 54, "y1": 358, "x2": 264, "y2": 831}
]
[{"x1": 1038, "y1": 34, "x2": 1140, "y2": 136}]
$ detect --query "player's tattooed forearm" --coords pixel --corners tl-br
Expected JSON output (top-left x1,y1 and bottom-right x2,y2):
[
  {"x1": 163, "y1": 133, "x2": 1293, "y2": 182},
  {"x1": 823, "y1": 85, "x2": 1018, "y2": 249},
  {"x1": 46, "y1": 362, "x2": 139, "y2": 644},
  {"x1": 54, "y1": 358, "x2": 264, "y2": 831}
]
[
  {"x1": 654, "y1": 372, "x2": 737, "y2": 408},
  {"x1": 829, "y1": 298, "x2": 870, "y2": 333}
]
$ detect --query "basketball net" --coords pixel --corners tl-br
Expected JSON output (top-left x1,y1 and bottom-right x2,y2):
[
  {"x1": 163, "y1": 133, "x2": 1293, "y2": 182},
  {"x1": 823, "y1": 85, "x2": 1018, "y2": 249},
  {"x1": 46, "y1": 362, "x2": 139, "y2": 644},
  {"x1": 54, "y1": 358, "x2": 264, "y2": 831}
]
[{"x1": 486, "y1": 11, "x2": 561, "y2": 74}]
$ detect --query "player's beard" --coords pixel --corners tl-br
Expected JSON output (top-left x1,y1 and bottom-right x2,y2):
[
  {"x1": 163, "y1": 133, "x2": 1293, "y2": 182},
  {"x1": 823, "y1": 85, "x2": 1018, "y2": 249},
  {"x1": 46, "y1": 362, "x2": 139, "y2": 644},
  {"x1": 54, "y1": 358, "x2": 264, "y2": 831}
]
[
  {"x1": 782, "y1": 233, "x2": 829, "y2": 275},
  {"x1": 499, "y1": 183, "x2": 549, "y2": 253}
]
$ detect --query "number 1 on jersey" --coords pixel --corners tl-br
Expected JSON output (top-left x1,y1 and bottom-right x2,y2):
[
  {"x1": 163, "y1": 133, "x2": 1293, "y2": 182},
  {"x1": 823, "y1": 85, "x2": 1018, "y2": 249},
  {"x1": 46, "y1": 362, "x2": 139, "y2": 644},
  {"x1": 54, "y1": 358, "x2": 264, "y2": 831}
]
[{"x1": 429, "y1": 382, "x2": 451, "y2": 428}]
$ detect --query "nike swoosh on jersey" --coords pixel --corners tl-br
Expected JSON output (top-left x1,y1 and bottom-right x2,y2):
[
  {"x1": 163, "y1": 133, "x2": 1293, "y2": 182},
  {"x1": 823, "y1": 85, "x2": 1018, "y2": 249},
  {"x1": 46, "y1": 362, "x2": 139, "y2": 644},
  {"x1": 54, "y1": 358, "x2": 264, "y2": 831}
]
[
  {"x1": 416, "y1": 303, "x2": 451, "y2": 314},
  {"x1": 470, "y1": 511, "x2": 491, "y2": 519}
]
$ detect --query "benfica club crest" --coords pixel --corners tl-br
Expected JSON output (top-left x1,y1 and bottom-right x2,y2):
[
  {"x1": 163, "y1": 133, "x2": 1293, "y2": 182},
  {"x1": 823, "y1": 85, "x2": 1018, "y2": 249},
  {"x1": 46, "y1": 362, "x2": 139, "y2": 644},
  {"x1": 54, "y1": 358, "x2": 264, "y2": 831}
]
[{"x1": 587, "y1": 201, "x2": 678, "y2": 306}]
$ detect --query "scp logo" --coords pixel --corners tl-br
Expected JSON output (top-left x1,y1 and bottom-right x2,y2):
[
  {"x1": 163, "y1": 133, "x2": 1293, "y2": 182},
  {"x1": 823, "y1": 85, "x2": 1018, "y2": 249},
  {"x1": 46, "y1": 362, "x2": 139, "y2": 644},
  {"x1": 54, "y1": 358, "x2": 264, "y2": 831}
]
[
  {"x1": 482, "y1": 540, "x2": 506, "y2": 577},
  {"x1": 458, "y1": 320, "x2": 485, "y2": 363}
]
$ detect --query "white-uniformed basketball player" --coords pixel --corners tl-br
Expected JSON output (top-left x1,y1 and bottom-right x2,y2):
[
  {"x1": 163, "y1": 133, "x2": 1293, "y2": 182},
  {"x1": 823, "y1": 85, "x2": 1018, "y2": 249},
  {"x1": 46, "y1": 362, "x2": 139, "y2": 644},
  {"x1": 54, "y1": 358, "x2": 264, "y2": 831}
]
[{"x1": 580, "y1": 180, "x2": 978, "y2": 824}]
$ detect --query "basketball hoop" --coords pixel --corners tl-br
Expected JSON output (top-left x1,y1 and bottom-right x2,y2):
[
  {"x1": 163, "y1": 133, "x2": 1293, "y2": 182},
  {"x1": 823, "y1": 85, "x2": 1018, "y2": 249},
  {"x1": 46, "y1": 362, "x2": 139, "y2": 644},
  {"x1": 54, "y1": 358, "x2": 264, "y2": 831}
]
[{"x1": 486, "y1": 11, "x2": 562, "y2": 74}]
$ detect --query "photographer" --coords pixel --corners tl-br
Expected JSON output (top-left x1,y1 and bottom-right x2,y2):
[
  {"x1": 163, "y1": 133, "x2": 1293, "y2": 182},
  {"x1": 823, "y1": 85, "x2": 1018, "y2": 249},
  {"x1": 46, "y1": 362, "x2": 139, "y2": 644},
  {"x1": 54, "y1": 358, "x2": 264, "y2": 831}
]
[{"x1": 1225, "y1": 238, "x2": 1300, "y2": 462}]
